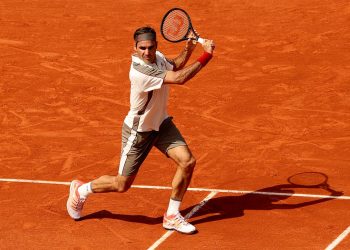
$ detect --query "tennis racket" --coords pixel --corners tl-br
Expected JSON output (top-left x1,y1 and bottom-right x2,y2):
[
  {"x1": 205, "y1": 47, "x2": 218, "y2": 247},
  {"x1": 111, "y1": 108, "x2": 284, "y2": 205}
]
[{"x1": 160, "y1": 8, "x2": 205, "y2": 44}]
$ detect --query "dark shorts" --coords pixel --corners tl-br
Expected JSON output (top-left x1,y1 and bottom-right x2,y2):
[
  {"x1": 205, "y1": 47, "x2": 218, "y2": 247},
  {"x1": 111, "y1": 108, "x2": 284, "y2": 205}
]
[{"x1": 118, "y1": 117, "x2": 187, "y2": 176}]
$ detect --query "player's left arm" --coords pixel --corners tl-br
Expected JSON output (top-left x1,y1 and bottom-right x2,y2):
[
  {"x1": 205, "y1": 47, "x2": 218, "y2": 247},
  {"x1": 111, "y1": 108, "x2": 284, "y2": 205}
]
[{"x1": 167, "y1": 32, "x2": 197, "y2": 71}]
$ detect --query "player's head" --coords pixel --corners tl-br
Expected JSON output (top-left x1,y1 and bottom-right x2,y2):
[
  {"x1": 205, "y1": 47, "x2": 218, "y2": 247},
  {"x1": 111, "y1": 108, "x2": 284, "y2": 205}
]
[
  {"x1": 134, "y1": 26, "x2": 157, "y2": 64},
  {"x1": 134, "y1": 26, "x2": 157, "y2": 44}
]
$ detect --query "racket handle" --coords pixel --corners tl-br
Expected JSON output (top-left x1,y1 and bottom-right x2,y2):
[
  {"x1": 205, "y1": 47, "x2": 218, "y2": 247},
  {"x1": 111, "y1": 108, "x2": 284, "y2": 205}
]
[{"x1": 197, "y1": 37, "x2": 205, "y2": 44}]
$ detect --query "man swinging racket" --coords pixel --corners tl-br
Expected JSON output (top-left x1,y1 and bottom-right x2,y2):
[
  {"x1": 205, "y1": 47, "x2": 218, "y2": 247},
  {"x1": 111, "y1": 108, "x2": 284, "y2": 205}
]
[{"x1": 66, "y1": 25, "x2": 215, "y2": 234}]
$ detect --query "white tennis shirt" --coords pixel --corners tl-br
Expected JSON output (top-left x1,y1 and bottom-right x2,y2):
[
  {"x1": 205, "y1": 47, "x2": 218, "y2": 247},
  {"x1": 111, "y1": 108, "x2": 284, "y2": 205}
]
[{"x1": 123, "y1": 51, "x2": 174, "y2": 132}]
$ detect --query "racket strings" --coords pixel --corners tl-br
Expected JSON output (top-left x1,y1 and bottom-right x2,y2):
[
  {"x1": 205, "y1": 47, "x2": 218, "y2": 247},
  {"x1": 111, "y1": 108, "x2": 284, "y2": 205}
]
[{"x1": 161, "y1": 10, "x2": 190, "y2": 41}]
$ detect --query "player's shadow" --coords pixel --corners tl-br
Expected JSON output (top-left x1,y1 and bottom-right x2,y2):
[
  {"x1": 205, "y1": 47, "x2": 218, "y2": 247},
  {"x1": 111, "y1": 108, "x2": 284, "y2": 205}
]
[
  {"x1": 182, "y1": 183, "x2": 343, "y2": 226},
  {"x1": 80, "y1": 182, "x2": 342, "y2": 224}
]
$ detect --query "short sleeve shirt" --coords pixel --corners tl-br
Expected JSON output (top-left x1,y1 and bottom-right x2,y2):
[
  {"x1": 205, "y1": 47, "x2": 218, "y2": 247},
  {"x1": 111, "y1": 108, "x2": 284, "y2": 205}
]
[{"x1": 124, "y1": 51, "x2": 174, "y2": 132}]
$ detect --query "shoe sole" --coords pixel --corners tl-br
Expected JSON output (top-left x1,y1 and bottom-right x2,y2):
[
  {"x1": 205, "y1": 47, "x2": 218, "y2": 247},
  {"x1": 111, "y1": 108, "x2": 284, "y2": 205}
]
[
  {"x1": 163, "y1": 225, "x2": 197, "y2": 234},
  {"x1": 66, "y1": 181, "x2": 81, "y2": 220}
]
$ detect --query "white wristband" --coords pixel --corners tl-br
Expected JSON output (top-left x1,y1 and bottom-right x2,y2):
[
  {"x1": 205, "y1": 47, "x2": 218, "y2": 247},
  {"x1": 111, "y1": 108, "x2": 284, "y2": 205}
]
[{"x1": 197, "y1": 37, "x2": 205, "y2": 44}]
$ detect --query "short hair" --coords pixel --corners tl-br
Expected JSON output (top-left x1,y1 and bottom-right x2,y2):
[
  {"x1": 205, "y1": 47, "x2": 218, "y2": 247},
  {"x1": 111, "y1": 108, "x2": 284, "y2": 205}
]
[{"x1": 133, "y1": 26, "x2": 157, "y2": 43}]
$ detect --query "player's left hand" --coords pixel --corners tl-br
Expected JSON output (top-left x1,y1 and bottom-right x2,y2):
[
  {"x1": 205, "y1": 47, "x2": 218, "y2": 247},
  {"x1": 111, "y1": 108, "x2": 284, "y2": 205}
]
[{"x1": 186, "y1": 30, "x2": 198, "y2": 51}]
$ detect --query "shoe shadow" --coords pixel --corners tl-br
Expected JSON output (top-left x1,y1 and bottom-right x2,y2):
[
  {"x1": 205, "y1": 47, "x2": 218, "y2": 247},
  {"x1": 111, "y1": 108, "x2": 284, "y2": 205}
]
[{"x1": 80, "y1": 210, "x2": 163, "y2": 224}]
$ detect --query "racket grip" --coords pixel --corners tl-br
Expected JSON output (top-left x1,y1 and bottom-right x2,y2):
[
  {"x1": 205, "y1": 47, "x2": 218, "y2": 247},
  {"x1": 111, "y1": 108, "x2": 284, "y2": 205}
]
[{"x1": 197, "y1": 37, "x2": 205, "y2": 44}]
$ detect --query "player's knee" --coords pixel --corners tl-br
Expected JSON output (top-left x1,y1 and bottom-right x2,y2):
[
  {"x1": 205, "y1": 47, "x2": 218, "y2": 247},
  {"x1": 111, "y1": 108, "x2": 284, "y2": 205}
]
[
  {"x1": 189, "y1": 156, "x2": 196, "y2": 169},
  {"x1": 117, "y1": 185, "x2": 130, "y2": 193},
  {"x1": 180, "y1": 155, "x2": 196, "y2": 173},
  {"x1": 118, "y1": 180, "x2": 133, "y2": 192},
  {"x1": 115, "y1": 182, "x2": 131, "y2": 193},
  {"x1": 113, "y1": 176, "x2": 133, "y2": 193}
]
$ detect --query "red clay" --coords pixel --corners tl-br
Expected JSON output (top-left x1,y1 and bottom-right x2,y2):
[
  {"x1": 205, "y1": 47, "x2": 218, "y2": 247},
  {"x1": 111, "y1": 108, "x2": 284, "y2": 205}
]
[{"x1": 1, "y1": 0, "x2": 350, "y2": 249}]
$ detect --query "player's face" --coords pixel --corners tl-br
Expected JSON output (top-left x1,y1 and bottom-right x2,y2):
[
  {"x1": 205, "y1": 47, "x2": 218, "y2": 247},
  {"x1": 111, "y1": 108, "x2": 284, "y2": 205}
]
[{"x1": 134, "y1": 40, "x2": 157, "y2": 64}]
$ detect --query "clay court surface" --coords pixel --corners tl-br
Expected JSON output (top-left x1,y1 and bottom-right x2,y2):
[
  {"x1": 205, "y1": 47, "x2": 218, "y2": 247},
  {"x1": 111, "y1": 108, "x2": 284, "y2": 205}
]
[{"x1": 1, "y1": 0, "x2": 350, "y2": 249}]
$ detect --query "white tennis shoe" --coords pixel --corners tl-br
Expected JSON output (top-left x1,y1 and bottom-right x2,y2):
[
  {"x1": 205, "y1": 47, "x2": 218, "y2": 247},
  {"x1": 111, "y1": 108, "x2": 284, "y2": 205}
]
[
  {"x1": 163, "y1": 212, "x2": 197, "y2": 234},
  {"x1": 66, "y1": 180, "x2": 86, "y2": 220}
]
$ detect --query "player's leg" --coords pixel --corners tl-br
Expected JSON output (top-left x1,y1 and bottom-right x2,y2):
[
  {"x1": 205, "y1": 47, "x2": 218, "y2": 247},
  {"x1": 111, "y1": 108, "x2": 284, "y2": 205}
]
[
  {"x1": 167, "y1": 145, "x2": 196, "y2": 202},
  {"x1": 67, "y1": 123, "x2": 157, "y2": 220},
  {"x1": 91, "y1": 174, "x2": 137, "y2": 193},
  {"x1": 155, "y1": 117, "x2": 197, "y2": 234},
  {"x1": 66, "y1": 174, "x2": 136, "y2": 220},
  {"x1": 163, "y1": 145, "x2": 197, "y2": 234}
]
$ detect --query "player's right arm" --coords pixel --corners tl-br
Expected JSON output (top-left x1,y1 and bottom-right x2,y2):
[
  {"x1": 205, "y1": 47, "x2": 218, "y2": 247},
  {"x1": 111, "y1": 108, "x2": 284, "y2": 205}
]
[{"x1": 164, "y1": 39, "x2": 215, "y2": 85}]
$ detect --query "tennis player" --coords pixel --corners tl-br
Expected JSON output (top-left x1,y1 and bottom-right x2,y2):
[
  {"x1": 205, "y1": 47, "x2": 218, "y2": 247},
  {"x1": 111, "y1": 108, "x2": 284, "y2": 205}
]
[{"x1": 67, "y1": 26, "x2": 215, "y2": 234}]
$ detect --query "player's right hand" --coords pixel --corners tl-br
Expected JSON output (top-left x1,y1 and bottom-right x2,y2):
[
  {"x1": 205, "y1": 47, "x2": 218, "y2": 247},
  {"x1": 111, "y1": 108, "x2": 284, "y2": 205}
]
[{"x1": 202, "y1": 39, "x2": 215, "y2": 54}]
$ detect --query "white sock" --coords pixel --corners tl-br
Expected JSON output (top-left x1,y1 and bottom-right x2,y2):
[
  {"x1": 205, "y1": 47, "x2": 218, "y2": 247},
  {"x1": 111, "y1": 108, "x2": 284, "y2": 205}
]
[
  {"x1": 166, "y1": 198, "x2": 181, "y2": 216},
  {"x1": 78, "y1": 182, "x2": 93, "y2": 199}
]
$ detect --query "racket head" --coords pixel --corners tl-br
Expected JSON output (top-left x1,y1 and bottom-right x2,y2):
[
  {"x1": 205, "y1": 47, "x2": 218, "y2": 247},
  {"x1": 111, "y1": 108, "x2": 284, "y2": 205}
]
[
  {"x1": 287, "y1": 172, "x2": 329, "y2": 187},
  {"x1": 160, "y1": 8, "x2": 198, "y2": 43}
]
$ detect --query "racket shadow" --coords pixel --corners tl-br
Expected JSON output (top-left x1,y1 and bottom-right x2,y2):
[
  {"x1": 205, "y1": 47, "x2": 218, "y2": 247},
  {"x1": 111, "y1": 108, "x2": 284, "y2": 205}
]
[{"x1": 184, "y1": 182, "x2": 343, "y2": 226}]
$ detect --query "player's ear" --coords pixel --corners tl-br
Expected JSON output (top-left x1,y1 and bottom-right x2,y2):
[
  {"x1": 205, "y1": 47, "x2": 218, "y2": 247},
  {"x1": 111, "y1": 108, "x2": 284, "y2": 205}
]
[{"x1": 134, "y1": 42, "x2": 138, "y2": 51}]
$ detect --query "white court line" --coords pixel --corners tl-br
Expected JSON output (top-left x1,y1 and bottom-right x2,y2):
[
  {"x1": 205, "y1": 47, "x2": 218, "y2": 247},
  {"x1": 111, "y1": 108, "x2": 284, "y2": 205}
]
[
  {"x1": 0, "y1": 178, "x2": 350, "y2": 200},
  {"x1": 0, "y1": 178, "x2": 71, "y2": 185},
  {"x1": 325, "y1": 226, "x2": 350, "y2": 250},
  {"x1": 133, "y1": 185, "x2": 350, "y2": 200},
  {"x1": 147, "y1": 191, "x2": 218, "y2": 250}
]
